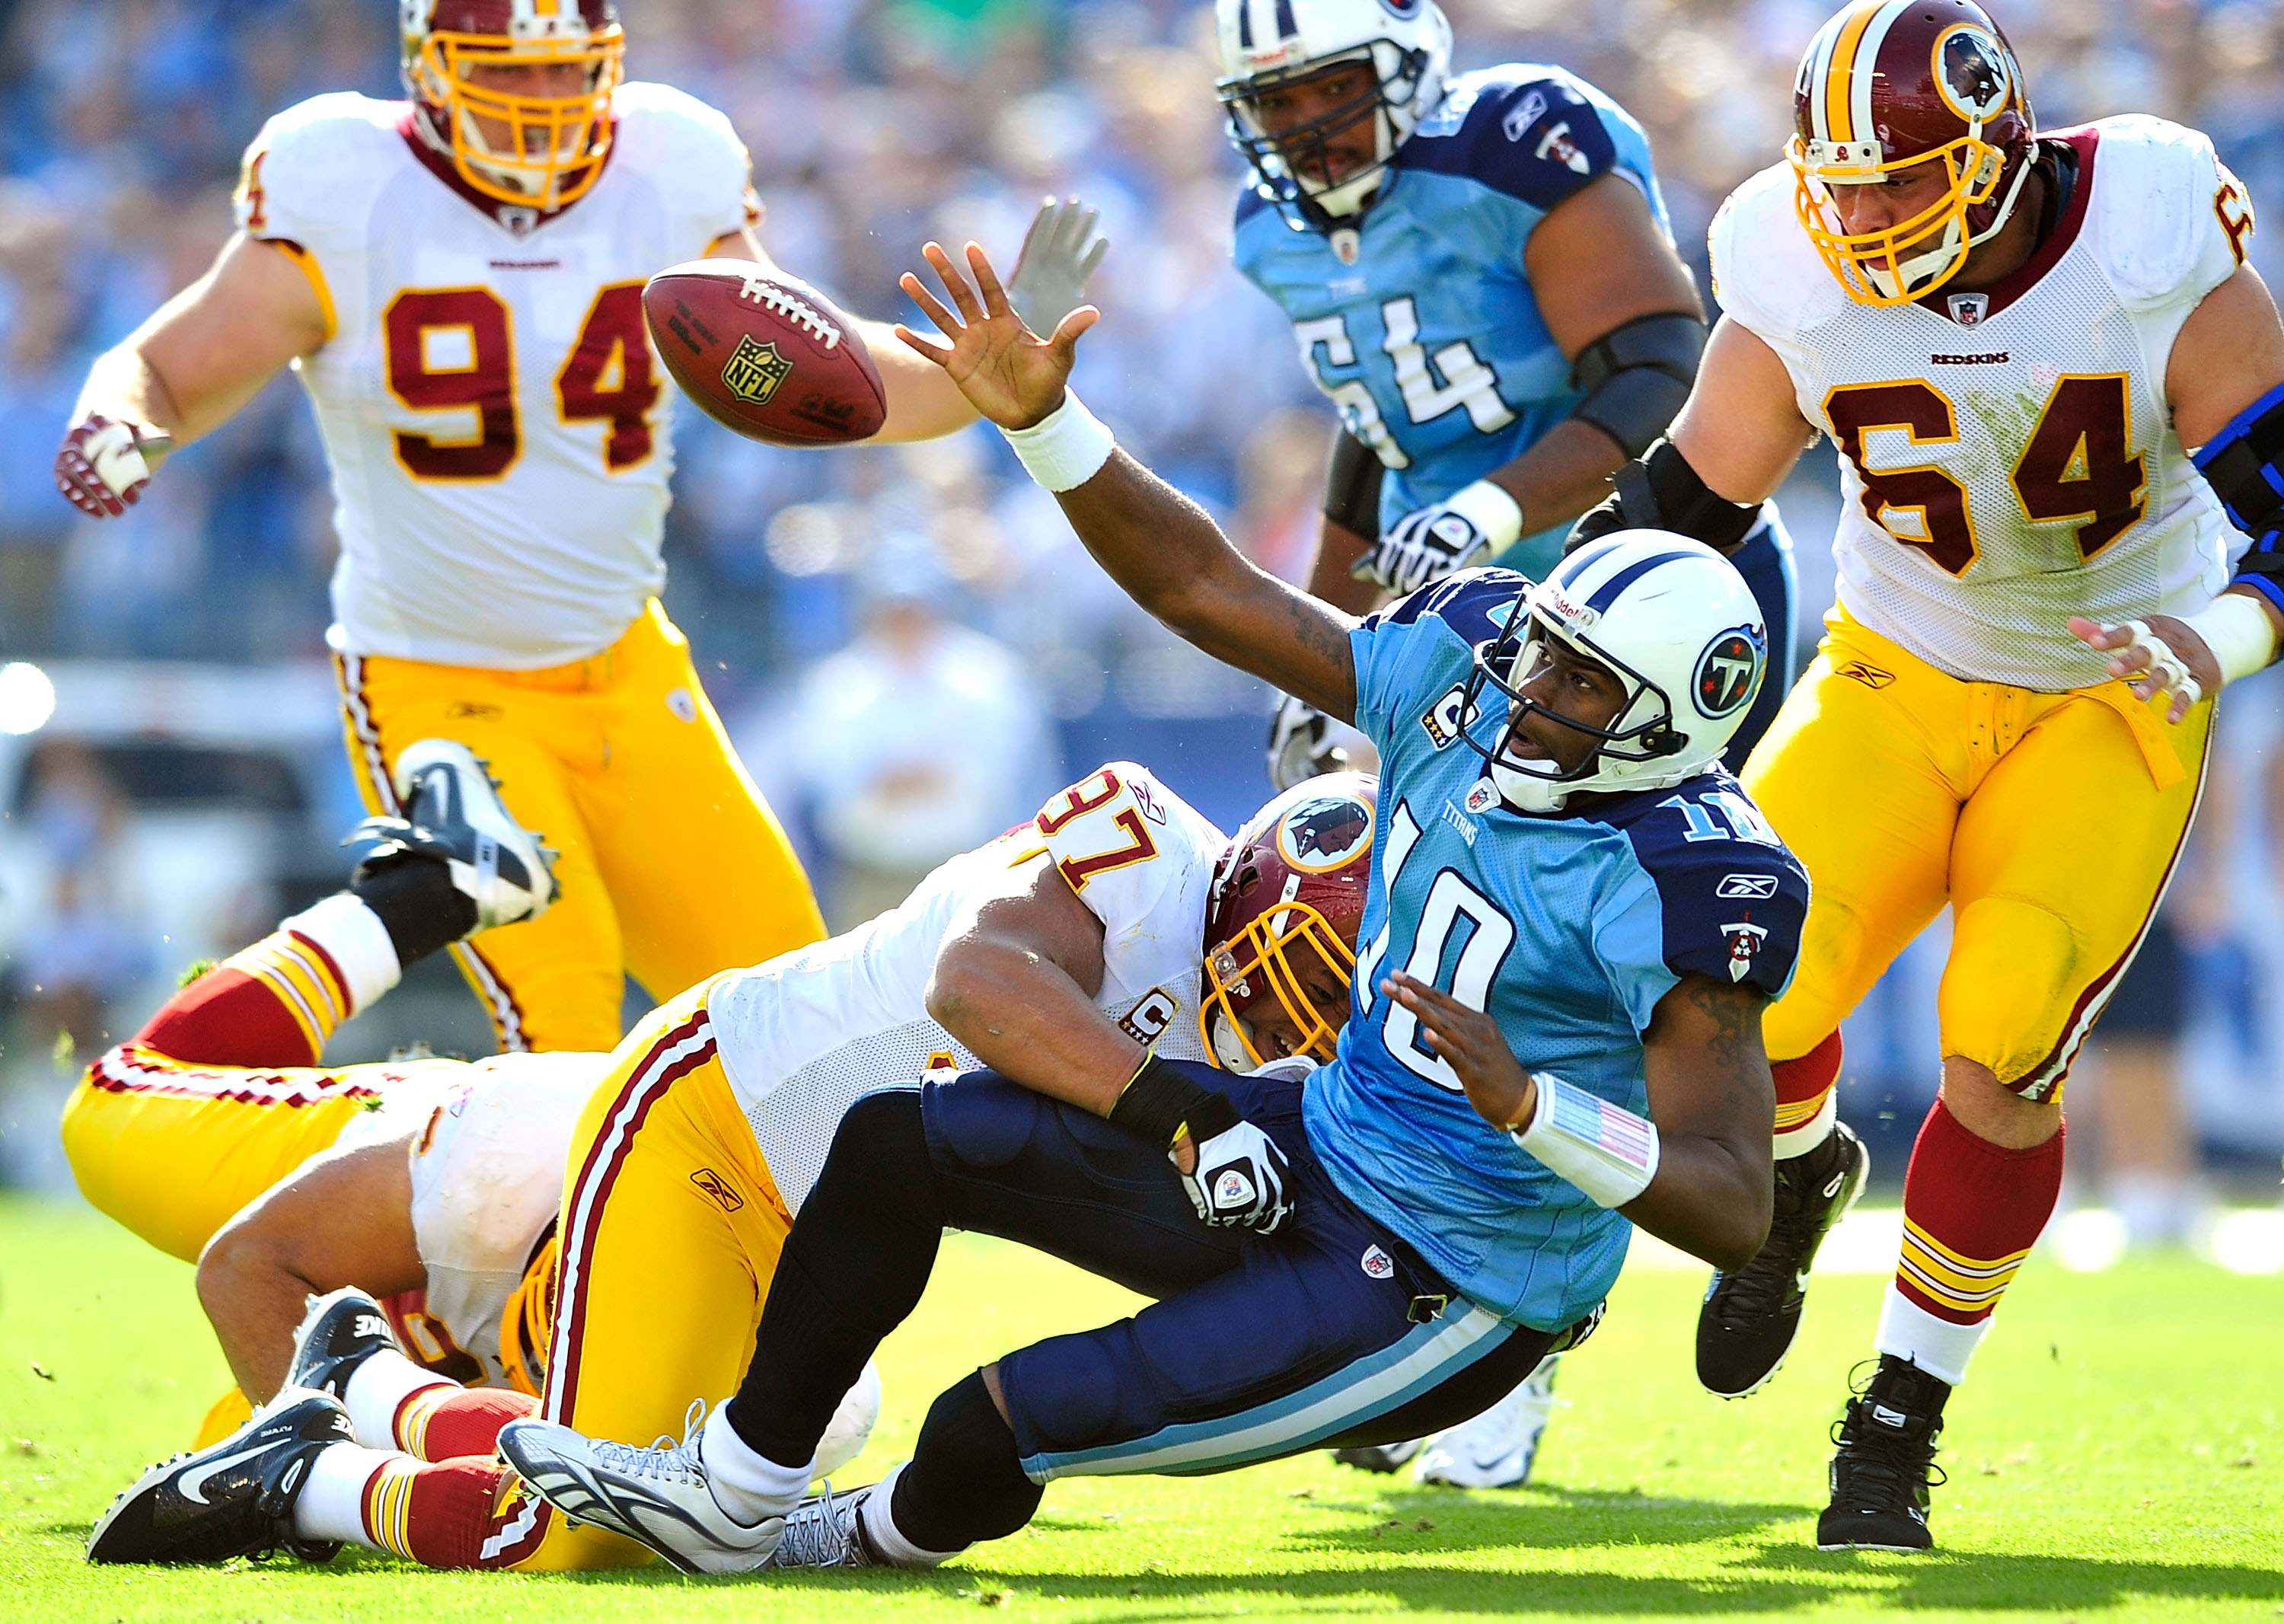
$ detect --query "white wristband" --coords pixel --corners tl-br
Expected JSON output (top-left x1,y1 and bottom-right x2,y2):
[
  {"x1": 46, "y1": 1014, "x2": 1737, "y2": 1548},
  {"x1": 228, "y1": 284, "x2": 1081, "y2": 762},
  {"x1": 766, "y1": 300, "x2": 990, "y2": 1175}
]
[
  {"x1": 1510, "y1": 1072, "x2": 1660, "y2": 1208},
  {"x1": 2182, "y1": 591, "x2": 2280, "y2": 686},
  {"x1": 1444, "y1": 479, "x2": 1526, "y2": 552},
  {"x1": 1000, "y1": 391, "x2": 1115, "y2": 493}
]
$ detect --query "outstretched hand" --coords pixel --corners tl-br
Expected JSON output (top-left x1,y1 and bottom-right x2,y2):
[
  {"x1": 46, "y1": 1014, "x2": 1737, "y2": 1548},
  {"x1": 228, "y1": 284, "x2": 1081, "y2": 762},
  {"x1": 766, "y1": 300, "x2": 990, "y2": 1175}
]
[
  {"x1": 2068, "y1": 613, "x2": 2215, "y2": 724},
  {"x1": 896, "y1": 241, "x2": 1099, "y2": 432},
  {"x1": 1383, "y1": 971, "x2": 1536, "y2": 1133}
]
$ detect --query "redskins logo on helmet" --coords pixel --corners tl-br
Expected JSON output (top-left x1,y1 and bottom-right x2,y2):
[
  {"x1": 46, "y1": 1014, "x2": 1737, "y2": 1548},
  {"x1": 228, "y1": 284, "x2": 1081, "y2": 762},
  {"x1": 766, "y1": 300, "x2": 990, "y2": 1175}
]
[
  {"x1": 1201, "y1": 773, "x2": 1376, "y2": 1071},
  {"x1": 401, "y1": 0, "x2": 625, "y2": 211},
  {"x1": 1787, "y1": 0, "x2": 2036, "y2": 305}
]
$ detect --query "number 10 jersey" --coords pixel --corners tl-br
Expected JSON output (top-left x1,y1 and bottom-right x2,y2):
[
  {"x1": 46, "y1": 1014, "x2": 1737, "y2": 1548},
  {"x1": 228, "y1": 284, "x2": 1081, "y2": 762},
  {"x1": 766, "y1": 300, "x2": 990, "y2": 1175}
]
[
  {"x1": 235, "y1": 86, "x2": 754, "y2": 669},
  {"x1": 1709, "y1": 115, "x2": 2254, "y2": 691}
]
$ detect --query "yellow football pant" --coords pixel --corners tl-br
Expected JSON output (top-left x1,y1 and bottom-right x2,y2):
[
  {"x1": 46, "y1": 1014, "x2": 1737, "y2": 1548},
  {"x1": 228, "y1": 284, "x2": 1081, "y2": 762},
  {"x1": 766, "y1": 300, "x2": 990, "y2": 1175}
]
[
  {"x1": 1746, "y1": 609, "x2": 2210, "y2": 1099},
  {"x1": 518, "y1": 984, "x2": 790, "y2": 1570},
  {"x1": 336, "y1": 600, "x2": 825, "y2": 1053}
]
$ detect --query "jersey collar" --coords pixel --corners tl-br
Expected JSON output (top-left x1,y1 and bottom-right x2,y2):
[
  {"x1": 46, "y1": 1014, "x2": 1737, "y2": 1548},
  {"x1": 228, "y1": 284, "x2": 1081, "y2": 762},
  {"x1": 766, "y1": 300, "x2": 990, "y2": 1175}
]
[
  {"x1": 394, "y1": 102, "x2": 616, "y2": 236},
  {"x1": 1912, "y1": 126, "x2": 2099, "y2": 327}
]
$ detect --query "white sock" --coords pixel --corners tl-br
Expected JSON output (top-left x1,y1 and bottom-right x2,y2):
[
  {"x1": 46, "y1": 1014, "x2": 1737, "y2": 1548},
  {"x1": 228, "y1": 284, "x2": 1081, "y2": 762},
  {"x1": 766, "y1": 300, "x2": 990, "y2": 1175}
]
[
  {"x1": 700, "y1": 1400, "x2": 811, "y2": 1526},
  {"x1": 343, "y1": 1350, "x2": 454, "y2": 1450},
  {"x1": 1874, "y1": 1282, "x2": 1986, "y2": 1386},
  {"x1": 281, "y1": 892, "x2": 401, "y2": 1016},
  {"x1": 1772, "y1": 1090, "x2": 1839, "y2": 1160},
  {"x1": 856, "y1": 1462, "x2": 961, "y2": 1568},
  {"x1": 292, "y1": 1441, "x2": 401, "y2": 1548}
]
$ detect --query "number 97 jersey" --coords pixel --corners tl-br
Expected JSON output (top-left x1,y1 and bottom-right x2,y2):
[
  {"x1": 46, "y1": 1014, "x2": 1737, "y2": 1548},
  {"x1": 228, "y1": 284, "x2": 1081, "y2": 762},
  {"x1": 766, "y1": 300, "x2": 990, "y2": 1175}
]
[
  {"x1": 234, "y1": 85, "x2": 756, "y2": 669},
  {"x1": 1710, "y1": 115, "x2": 2254, "y2": 691}
]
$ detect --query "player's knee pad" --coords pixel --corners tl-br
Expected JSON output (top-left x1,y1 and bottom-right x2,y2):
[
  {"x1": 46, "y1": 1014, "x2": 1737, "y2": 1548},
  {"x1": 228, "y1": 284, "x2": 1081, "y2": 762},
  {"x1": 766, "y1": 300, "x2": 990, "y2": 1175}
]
[
  {"x1": 892, "y1": 1370, "x2": 1043, "y2": 1552},
  {"x1": 1942, "y1": 897, "x2": 2078, "y2": 1091}
]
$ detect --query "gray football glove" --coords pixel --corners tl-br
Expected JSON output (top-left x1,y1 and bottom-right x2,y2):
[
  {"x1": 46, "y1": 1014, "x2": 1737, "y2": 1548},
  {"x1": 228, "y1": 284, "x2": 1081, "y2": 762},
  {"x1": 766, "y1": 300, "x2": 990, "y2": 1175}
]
[
  {"x1": 1006, "y1": 197, "x2": 1109, "y2": 334},
  {"x1": 1356, "y1": 480, "x2": 1526, "y2": 596},
  {"x1": 1267, "y1": 692, "x2": 1349, "y2": 792}
]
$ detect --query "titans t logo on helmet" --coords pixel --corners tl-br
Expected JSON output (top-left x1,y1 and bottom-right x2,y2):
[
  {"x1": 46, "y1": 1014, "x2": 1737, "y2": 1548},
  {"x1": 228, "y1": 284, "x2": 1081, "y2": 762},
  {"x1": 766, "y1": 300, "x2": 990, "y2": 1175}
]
[{"x1": 1693, "y1": 626, "x2": 1767, "y2": 719}]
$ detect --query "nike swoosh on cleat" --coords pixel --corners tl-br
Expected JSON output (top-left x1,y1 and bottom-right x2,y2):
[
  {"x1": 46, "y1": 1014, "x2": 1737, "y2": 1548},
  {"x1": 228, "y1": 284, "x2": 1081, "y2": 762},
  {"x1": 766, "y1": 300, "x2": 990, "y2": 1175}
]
[{"x1": 177, "y1": 1442, "x2": 273, "y2": 1505}]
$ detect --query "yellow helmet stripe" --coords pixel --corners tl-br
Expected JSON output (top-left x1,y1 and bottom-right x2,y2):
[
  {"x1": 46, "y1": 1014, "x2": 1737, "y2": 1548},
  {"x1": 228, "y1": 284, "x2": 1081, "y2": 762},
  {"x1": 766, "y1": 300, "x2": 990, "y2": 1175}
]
[
  {"x1": 1850, "y1": 0, "x2": 1921, "y2": 145},
  {"x1": 1822, "y1": 2, "x2": 1882, "y2": 144}
]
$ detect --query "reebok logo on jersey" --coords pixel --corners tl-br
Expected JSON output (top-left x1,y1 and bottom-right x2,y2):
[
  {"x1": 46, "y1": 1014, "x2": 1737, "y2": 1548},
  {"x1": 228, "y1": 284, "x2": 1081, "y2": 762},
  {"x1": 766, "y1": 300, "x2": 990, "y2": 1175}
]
[
  {"x1": 1836, "y1": 660, "x2": 1895, "y2": 690},
  {"x1": 690, "y1": 1169, "x2": 744, "y2": 1212},
  {"x1": 1361, "y1": 1245, "x2": 1396, "y2": 1280},
  {"x1": 1501, "y1": 90, "x2": 1549, "y2": 143},
  {"x1": 1717, "y1": 874, "x2": 1780, "y2": 899}
]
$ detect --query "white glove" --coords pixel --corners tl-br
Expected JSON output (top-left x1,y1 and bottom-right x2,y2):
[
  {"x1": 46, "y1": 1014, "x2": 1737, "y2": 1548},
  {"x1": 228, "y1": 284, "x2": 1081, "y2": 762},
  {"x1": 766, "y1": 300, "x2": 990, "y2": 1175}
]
[
  {"x1": 1006, "y1": 197, "x2": 1109, "y2": 335},
  {"x1": 1267, "y1": 692, "x2": 1348, "y2": 792},
  {"x1": 1357, "y1": 480, "x2": 1526, "y2": 596},
  {"x1": 1182, "y1": 1118, "x2": 1294, "y2": 1234}
]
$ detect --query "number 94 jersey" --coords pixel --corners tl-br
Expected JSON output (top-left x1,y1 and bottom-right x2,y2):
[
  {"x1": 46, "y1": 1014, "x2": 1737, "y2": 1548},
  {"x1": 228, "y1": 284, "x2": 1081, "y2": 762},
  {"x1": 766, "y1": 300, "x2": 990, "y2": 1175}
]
[
  {"x1": 1233, "y1": 65, "x2": 1668, "y2": 542},
  {"x1": 1710, "y1": 116, "x2": 2254, "y2": 691},
  {"x1": 234, "y1": 85, "x2": 755, "y2": 669},
  {"x1": 1307, "y1": 573, "x2": 1810, "y2": 1332}
]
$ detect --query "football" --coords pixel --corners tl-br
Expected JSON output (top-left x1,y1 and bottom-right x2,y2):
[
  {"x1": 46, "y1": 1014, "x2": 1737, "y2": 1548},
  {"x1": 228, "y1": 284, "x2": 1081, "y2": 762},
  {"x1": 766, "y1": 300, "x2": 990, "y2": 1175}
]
[{"x1": 643, "y1": 260, "x2": 885, "y2": 447}]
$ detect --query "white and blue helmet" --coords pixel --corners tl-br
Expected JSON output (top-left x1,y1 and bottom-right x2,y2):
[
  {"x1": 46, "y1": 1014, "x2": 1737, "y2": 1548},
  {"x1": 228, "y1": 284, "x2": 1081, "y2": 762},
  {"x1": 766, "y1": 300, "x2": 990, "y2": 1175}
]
[
  {"x1": 1214, "y1": 0, "x2": 1453, "y2": 225},
  {"x1": 1461, "y1": 531, "x2": 1769, "y2": 813}
]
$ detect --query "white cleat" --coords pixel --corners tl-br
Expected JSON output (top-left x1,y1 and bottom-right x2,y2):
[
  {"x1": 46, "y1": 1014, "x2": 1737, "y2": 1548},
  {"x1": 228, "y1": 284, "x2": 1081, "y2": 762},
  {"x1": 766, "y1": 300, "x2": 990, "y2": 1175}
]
[
  {"x1": 1415, "y1": 1354, "x2": 1563, "y2": 1489},
  {"x1": 353, "y1": 739, "x2": 559, "y2": 930},
  {"x1": 496, "y1": 1402, "x2": 781, "y2": 1575}
]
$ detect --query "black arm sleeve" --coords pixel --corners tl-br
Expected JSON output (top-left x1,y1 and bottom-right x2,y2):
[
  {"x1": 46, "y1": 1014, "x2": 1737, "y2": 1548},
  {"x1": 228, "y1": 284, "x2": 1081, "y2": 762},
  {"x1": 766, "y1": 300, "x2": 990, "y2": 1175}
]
[
  {"x1": 1567, "y1": 437, "x2": 1762, "y2": 556},
  {"x1": 1322, "y1": 423, "x2": 1385, "y2": 540},
  {"x1": 1567, "y1": 312, "x2": 1708, "y2": 460}
]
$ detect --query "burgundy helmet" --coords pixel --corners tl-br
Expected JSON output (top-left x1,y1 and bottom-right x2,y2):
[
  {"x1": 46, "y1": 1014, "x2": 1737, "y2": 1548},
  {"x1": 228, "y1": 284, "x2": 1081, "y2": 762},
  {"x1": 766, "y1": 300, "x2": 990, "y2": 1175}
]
[
  {"x1": 1788, "y1": 0, "x2": 2036, "y2": 304},
  {"x1": 1200, "y1": 772, "x2": 1376, "y2": 1070},
  {"x1": 400, "y1": 0, "x2": 624, "y2": 209}
]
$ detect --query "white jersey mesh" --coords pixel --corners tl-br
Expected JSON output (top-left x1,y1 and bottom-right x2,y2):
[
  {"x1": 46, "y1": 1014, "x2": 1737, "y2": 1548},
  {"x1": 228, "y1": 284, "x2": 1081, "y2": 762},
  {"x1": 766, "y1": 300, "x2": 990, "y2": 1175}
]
[
  {"x1": 706, "y1": 763, "x2": 1225, "y2": 1211},
  {"x1": 1710, "y1": 117, "x2": 2249, "y2": 690}
]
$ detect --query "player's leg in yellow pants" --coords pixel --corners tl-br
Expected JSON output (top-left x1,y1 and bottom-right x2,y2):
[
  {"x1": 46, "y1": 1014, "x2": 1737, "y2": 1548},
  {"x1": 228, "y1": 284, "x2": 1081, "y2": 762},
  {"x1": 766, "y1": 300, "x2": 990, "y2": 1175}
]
[
  {"x1": 335, "y1": 600, "x2": 824, "y2": 1054},
  {"x1": 1749, "y1": 610, "x2": 2210, "y2": 1089},
  {"x1": 509, "y1": 986, "x2": 792, "y2": 1570}
]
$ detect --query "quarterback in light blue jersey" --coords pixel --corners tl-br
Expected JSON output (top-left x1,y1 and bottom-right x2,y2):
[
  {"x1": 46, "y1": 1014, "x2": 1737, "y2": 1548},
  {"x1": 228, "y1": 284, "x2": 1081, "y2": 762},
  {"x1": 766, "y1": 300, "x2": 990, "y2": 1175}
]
[
  {"x1": 508, "y1": 254, "x2": 1817, "y2": 1578},
  {"x1": 1215, "y1": 0, "x2": 1798, "y2": 797}
]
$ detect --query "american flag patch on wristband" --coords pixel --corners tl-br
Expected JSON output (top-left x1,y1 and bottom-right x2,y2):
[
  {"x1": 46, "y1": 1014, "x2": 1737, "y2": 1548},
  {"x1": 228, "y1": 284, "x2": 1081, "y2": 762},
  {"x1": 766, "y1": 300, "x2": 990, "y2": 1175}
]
[{"x1": 1543, "y1": 1077, "x2": 1656, "y2": 1172}]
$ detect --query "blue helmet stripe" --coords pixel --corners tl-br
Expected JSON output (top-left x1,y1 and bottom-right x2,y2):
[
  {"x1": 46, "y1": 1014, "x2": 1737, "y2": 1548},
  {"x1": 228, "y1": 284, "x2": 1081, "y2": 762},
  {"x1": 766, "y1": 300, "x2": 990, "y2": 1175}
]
[
  {"x1": 1585, "y1": 548, "x2": 1696, "y2": 613},
  {"x1": 1274, "y1": 0, "x2": 1297, "y2": 37},
  {"x1": 1237, "y1": 0, "x2": 1254, "y2": 49},
  {"x1": 1549, "y1": 536, "x2": 1626, "y2": 592}
]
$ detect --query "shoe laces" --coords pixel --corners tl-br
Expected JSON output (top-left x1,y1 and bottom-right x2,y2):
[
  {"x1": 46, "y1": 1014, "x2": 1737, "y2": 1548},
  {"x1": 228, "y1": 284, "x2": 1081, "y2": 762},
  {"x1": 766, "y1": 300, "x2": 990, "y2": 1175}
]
[
  {"x1": 592, "y1": 1397, "x2": 710, "y2": 1489},
  {"x1": 772, "y1": 1481, "x2": 864, "y2": 1568},
  {"x1": 1829, "y1": 1363, "x2": 1947, "y2": 1508}
]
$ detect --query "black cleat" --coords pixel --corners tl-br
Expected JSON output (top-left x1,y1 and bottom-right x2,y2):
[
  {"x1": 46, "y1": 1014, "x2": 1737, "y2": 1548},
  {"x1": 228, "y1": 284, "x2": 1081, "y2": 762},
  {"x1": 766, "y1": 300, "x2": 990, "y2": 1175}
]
[
  {"x1": 350, "y1": 739, "x2": 559, "y2": 930},
  {"x1": 1818, "y1": 1356, "x2": 1950, "y2": 1551},
  {"x1": 87, "y1": 1389, "x2": 354, "y2": 1565},
  {"x1": 1697, "y1": 1118, "x2": 1868, "y2": 1398},
  {"x1": 1332, "y1": 1437, "x2": 1425, "y2": 1474},
  {"x1": 287, "y1": 1286, "x2": 404, "y2": 1402}
]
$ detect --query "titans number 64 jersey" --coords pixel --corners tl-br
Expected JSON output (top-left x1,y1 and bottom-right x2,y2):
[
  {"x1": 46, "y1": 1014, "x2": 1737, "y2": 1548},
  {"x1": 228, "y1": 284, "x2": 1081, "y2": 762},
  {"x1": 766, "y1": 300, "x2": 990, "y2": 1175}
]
[
  {"x1": 235, "y1": 85, "x2": 755, "y2": 668},
  {"x1": 1303, "y1": 573, "x2": 1810, "y2": 1331},
  {"x1": 1710, "y1": 116, "x2": 2251, "y2": 690},
  {"x1": 1233, "y1": 65, "x2": 1669, "y2": 545}
]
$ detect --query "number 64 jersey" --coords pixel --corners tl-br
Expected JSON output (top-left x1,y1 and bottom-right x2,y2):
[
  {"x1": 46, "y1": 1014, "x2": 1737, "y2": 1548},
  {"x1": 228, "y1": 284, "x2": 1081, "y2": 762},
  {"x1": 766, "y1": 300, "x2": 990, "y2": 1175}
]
[
  {"x1": 234, "y1": 85, "x2": 754, "y2": 669},
  {"x1": 1710, "y1": 115, "x2": 2254, "y2": 691}
]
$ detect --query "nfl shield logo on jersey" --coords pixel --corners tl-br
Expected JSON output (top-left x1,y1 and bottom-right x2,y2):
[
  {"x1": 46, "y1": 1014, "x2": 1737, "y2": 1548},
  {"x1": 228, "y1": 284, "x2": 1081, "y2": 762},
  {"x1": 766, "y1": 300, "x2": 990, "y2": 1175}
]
[
  {"x1": 1947, "y1": 292, "x2": 1990, "y2": 326},
  {"x1": 720, "y1": 333, "x2": 793, "y2": 405}
]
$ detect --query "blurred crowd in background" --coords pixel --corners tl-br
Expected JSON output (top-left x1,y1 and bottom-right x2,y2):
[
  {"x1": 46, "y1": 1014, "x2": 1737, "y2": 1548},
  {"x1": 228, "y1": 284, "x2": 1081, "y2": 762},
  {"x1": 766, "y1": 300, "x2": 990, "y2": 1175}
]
[{"x1": 4, "y1": 0, "x2": 2284, "y2": 1248}]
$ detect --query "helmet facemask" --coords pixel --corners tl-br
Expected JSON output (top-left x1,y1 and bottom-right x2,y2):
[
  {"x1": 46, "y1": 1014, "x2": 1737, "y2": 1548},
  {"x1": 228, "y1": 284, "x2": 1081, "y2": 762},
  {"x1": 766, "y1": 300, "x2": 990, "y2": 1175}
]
[
  {"x1": 1220, "y1": 40, "x2": 1431, "y2": 224},
  {"x1": 495, "y1": 1227, "x2": 558, "y2": 1398},
  {"x1": 1201, "y1": 896, "x2": 1356, "y2": 1070},
  {"x1": 404, "y1": 12, "x2": 624, "y2": 209},
  {"x1": 1789, "y1": 129, "x2": 2031, "y2": 305},
  {"x1": 1459, "y1": 595, "x2": 1687, "y2": 815}
]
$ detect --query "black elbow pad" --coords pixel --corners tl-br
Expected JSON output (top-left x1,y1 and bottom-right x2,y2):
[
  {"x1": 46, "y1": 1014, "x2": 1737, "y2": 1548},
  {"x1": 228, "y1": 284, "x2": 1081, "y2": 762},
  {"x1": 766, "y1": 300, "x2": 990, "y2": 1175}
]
[
  {"x1": 1568, "y1": 312, "x2": 1707, "y2": 459},
  {"x1": 1565, "y1": 437, "x2": 1760, "y2": 555},
  {"x1": 1322, "y1": 423, "x2": 1386, "y2": 540}
]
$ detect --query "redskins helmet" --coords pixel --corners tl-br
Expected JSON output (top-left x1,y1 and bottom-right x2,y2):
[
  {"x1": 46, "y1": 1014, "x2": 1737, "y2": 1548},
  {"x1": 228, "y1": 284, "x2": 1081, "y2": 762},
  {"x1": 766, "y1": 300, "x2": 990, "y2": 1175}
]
[
  {"x1": 401, "y1": 0, "x2": 625, "y2": 209},
  {"x1": 1201, "y1": 772, "x2": 1376, "y2": 1070},
  {"x1": 1788, "y1": 0, "x2": 2036, "y2": 305},
  {"x1": 494, "y1": 1225, "x2": 558, "y2": 1399}
]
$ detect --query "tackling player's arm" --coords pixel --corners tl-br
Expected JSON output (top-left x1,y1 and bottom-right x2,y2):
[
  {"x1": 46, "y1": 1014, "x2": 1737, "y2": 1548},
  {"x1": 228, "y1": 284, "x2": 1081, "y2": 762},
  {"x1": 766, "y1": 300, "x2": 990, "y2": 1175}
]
[
  {"x1": 194, "y1": 1134, "x2": 426, "y2": 1403},
  {"x1": 2071, "y1": 262, "x2": 2284, "y2": 716},
  {"x1": 898, "y1": 241, "x2": 1361, "y2": 720},
  {"x1": 56, "y1": 233, "x2": 330, "y2": 515},
  {"x1": 1385, "y1": 969, "x2": 1775, "y2": 1271},
  {"x1": 1329, "y1": 174, "x2": 1709, "y2": 605}
]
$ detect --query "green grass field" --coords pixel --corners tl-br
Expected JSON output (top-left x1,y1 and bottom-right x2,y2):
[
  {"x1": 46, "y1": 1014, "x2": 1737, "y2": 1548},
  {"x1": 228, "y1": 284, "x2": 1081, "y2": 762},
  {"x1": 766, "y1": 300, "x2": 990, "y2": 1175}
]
[{"x1": 3, "y1": 1192, "x2": 2280, "y2": 1623}]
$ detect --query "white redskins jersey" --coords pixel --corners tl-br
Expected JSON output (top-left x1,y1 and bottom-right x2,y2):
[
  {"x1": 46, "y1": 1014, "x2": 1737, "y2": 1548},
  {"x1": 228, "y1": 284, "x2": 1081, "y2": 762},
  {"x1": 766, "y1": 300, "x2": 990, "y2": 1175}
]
[
  {"x1": 707, "y1": 763, "x2": 1227, "y2": 1211},
  {"x1": 234, "y1": 85, "x2": 755, "y2": 668},
  {"x1": 1711, "y1": 116, "x2": 2254, "y2": 691}
]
